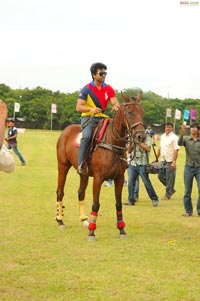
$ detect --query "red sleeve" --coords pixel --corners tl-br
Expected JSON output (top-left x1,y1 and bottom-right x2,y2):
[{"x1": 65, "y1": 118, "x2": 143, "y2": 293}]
[{"x1": 107, "y1": 85, "x2": 116, "y2": 98}]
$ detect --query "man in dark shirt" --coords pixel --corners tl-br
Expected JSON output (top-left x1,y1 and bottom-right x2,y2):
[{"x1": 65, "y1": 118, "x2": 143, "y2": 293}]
[
  {"x1": 6, "y1": 120, "x2": 26, "y2": 165},
  {"x1": 178, "y1": 122, "x2": 200, "y2": 217}
]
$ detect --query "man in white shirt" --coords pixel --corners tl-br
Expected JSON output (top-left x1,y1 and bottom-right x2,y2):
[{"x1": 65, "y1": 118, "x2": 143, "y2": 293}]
[{"x1": 156, "y1": 122, "x2": 179, "y2": 200}]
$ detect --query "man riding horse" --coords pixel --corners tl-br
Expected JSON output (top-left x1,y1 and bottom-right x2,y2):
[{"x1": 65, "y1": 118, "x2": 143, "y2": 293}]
[
  {"x1": 56, "y1": 63, "x2": 145, "y2": 240},
  {"x1": 76, "y1": 62, "x2": 120, "y2": 174}
]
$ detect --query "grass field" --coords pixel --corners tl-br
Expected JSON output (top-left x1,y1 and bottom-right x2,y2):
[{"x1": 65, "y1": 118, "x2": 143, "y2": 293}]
[{"x1": 0, "y1": 129, "x2": 200, "y2": 301}]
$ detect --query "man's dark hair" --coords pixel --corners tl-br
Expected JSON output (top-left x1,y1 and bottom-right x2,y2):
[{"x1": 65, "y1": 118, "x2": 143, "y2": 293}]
[
  {"x1": 165, "y1": 122, "x2": 173, "y2": 127},
  {"x1": 90, "y1": 62, "x2": 107, "y2": 77},
  {"x1": 190, "y1": 122, "x2": 200, "y2": 130}
]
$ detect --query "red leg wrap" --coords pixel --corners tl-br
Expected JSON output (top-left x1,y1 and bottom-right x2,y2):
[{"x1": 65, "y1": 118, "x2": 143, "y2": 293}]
[
  {"x1": 116, "y1": 210, "x2": 125, "y2": 228},
  {"x1": 91, "y1": 211, "x2": 98, "y2": 216},
  {"x1": 88, "y1": 222, "x2": 96, "y2": 231},
  {"x1": 118, "y1": 221, "x2": 126, "y2": 229}
]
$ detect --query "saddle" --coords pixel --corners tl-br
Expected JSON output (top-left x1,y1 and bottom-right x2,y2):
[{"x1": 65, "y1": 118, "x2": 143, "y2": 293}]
[{"x1": 74, "y1": 118, "x2": 111, "y2": 149}]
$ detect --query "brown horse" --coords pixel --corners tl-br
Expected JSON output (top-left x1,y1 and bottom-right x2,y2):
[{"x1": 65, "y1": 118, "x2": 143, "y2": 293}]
[{"x1": 56, "y1": 93, "x2": 145, "y2": 240}]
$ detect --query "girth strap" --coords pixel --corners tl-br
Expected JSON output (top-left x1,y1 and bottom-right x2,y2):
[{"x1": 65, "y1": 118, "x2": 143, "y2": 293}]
[{"x1": 97, "y1": 142, "x2": 126, "y2": 155}]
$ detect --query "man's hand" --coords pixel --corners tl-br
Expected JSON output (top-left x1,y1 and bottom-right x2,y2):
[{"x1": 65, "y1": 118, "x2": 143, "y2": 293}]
[
  {"x1": 180, "y1": 123, "x2": 187, "y2": 135},
  {"x1": 111, "y1": 104, "x2": 119, "y2": 112},
  {"x1": 91, "y1": 107, "x2": 102, "y2": 114},
  {"x1": 127, "y1": 153, "x2": 132, "y2": 166},
  {"x1": 152, "y1": 159, "x2": 159, "y2": 163},
  {"x1": 171, "y1": 161, "x2": 176, "y2": 170}
]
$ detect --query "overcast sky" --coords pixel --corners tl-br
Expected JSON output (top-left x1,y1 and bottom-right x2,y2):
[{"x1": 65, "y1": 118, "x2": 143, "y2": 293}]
[{"x1": 0, "y1": 0, "x2": 199, "y2": 99}]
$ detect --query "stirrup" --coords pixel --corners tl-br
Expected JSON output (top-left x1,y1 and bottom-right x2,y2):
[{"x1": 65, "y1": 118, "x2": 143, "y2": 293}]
[{"x1": 77, "y1": 161, "x2": 88, "y2": 175}]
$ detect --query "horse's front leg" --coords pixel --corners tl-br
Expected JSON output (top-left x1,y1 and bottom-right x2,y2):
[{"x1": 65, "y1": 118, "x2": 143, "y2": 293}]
[
  {"x1": 78, "y1": 175, "x2": 89, "y2": 228},
  {"x1": 114, "y1": 177, "x2": 127, "y2": 238},
  {"x1": 87, "y1": 177, "x2": 102, "y2": 241},
  {"x1": 56, "y1": 162, "x2": 70, "y2": 229}
]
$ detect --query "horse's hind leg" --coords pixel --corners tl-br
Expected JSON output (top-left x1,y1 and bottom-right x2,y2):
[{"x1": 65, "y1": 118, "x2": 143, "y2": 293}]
[
  {"x1": 56, "y1": 161, "x2": 71, "y2": 229},
  {"x1": 78, "y1": 175, "x2": 89, "y2": 228}
]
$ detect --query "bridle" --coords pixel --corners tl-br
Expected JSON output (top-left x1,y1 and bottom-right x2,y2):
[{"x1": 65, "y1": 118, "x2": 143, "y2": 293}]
[
  {"x1": 95, "y1": 99, "x2": 145, "y2": 158},
  {"x1": 112, "y1": 101, "x2": 145, "y2": 144}
]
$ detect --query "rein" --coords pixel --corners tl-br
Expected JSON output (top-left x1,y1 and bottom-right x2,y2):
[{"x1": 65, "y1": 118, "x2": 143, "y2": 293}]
[{"x1": 81, "y1": 114, "x2": 95, "y2": 131}]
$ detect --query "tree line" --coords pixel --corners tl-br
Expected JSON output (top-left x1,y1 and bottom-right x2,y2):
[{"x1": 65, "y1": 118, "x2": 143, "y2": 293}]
[{"x1": 0, "y1": 83, "x2": 199, "y2": 131}]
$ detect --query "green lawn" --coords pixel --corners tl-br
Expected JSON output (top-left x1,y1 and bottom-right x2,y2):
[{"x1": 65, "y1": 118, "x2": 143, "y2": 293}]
[{"x1": 0, "y1": 130, "x2": 199, "y2": 301}]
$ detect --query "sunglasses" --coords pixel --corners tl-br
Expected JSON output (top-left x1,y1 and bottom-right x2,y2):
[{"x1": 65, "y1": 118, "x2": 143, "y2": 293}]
[{"x1": 96, "y1": 72, "x2": 107, "y2": 77}]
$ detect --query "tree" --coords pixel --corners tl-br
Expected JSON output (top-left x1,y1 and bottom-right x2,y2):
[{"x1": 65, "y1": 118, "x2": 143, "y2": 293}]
[{"x1": 1, "y1": 83, "x2": 199, "y2": 130}]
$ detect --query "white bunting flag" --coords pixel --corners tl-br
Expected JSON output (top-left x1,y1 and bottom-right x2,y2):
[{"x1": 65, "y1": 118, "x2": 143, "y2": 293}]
[
  {"x1": 14, "y1": 102, "x2": 20, "y2": 112},
  {"x1": 51, "y1": 103, "x2": 57, "y2": 114},
  {"x1": 175, "y1": 109, "x2": 181, "y2": 120}
]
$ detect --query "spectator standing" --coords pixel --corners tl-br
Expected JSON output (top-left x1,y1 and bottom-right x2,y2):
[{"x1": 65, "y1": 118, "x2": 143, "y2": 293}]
[
  {"x1": 156, "y1": 122, "x2": 179, "y2": 200},
  {"x1": 145, "y1": 124, "x2": 154, "y2": 138},
  {"x1": 145, "y1": 124, "x2": 156, "y2": 145},
  {"x1": 178, "y1": 123, "x2": 200, "y2": 217},
  {"x1": 6, "y1": 120, "x2": 26, "y2": 165},
  {"x1": 124, "y1": 135, "x2": 159, "y2": 207}
]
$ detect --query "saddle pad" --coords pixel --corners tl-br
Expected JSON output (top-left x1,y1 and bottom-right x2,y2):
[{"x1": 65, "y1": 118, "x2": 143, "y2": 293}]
[{"x1": 74, "y1": 132, "x2": 82, "y2": 147}]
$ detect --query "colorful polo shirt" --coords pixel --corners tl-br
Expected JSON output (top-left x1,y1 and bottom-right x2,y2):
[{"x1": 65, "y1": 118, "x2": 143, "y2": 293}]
[{"x1": 78, "y1": 81, "x2": 116, "y2": 118}]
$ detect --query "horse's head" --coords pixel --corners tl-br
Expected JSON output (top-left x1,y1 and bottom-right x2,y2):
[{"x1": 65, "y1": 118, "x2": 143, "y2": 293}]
[{"x1": 121, "y1": 93, "x2": 146, "y2": 143}]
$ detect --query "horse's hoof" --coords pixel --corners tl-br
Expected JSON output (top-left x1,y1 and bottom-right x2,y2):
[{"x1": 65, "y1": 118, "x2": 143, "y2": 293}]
[
  {"x1": 58, "y1": 224, "x2": 66, "y2": 230},
  {"x1": 87, "y1": 235, "x2": 96, "y2": 242},
  {"x1": 119, "y1": 234, "x2": 127, "y2": 239},
  {"x1": 83, "y1": 220, "x2": 89, "y2": 229}
]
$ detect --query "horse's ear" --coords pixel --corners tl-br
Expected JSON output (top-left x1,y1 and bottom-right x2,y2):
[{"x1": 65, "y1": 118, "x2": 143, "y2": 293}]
[
  {"x1": 136, "y1": 91, "x2": 143, "y2": 103},
  {"x1": 121, "y1": 92, "x2": 129, "y2": 103}
]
